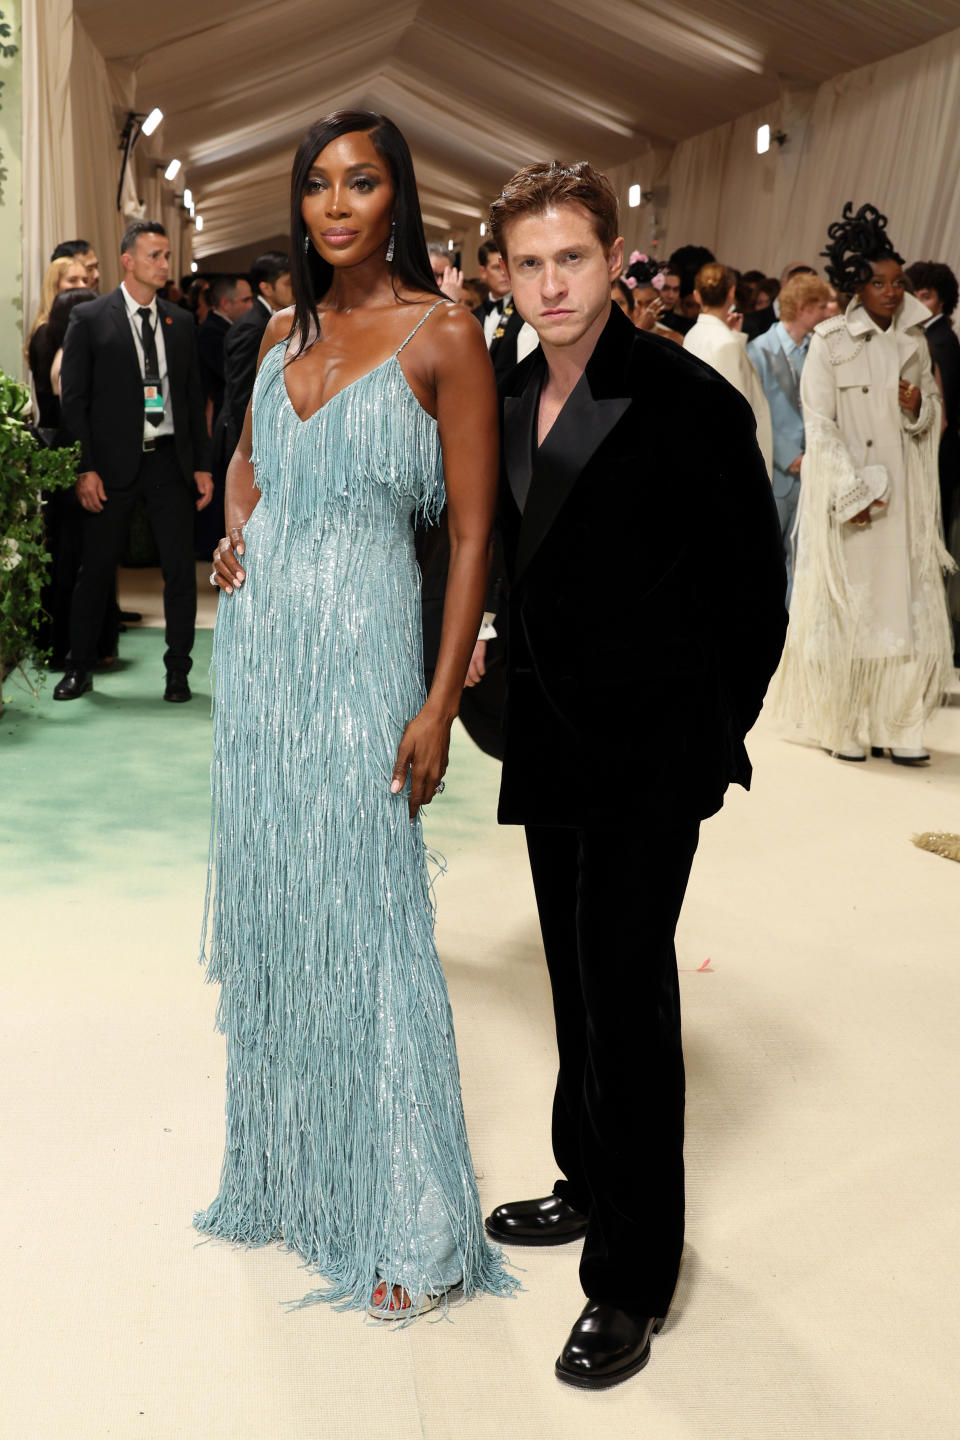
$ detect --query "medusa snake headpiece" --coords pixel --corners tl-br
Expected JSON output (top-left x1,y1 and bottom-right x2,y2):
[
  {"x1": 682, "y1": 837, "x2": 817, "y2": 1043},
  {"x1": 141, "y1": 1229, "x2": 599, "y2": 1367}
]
[{"x1": 821, "y1": 202, "x2": 903, "y2": 293}]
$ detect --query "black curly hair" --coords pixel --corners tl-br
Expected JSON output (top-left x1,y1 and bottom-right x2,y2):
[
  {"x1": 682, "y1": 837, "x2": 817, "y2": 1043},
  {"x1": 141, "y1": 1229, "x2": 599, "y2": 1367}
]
[
  {"x1": 904, "y1": 260, "x2": 958, "y2": 318},
  {"x1": 625, "y1": 256, "x2": 662, "y2": 288},
  {"x1": 821, "y1": 202, "x2": 903, "y2": 293}
]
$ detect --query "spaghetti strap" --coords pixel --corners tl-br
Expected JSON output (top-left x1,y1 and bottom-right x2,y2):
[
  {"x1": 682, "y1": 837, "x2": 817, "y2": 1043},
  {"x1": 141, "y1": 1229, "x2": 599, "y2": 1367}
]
[{"x1": 395, "y1": 299, "x2": 451, "y2": 356}]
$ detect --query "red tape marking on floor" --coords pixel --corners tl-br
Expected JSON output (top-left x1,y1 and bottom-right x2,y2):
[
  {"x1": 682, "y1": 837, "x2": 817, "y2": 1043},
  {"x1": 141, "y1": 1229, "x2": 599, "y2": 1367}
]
[{"x1": 679, "y1": 958, "x2": 714, "y2": 972}]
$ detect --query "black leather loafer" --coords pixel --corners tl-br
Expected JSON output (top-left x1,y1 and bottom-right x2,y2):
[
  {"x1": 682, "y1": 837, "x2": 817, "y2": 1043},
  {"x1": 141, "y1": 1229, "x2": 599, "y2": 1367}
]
[
  {"x1": 163, "y1": 670, "x2": 192, "y2": 703},
  {"x1": 53, "y1": 670, "x2": 92, "y2": 701},
  {"x1": 484, "y1": 1194, "x2": 588, "y2": 1246},
  {"x1": 555, "y1": 1301, "x2": 665, "y2": 1389}
]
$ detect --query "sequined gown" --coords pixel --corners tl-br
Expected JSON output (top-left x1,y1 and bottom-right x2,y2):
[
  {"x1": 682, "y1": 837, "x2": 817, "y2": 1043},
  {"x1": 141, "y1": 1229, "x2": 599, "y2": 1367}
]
[{"x1": 195, "y1": 304, "x2": 513, "y2": 1311}]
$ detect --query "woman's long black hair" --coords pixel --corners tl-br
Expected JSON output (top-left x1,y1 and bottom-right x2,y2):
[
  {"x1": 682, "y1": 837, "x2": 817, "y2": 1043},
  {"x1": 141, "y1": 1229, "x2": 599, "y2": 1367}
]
[
  {"x1": 288, "y1": 109, "x2": 441, "y2": 355},
  {"x1": 821, "y1": 202, "x2": 903, "y2": 293}
]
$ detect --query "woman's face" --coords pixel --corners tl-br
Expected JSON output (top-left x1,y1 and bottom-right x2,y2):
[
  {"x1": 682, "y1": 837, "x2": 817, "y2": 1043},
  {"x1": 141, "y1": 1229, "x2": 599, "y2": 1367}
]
[
  {"x1": 858, "y1": 258, "x2": 905, "y2": 325},
  {"x1": 611, "y1": 282, "x2": 632, "y2": 315},
  {"x1": 59, "y1": 261, "x2": 88, "y2": 292},
  {"x1": 302, "y1": 130, "x2": 395, "y2": 269}
]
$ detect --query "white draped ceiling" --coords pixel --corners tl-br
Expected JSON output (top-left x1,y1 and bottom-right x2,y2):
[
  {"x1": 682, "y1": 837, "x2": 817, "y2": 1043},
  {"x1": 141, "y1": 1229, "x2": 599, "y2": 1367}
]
[{"x1": 72, "y1": 0, "x2": 960, "y2": 265}]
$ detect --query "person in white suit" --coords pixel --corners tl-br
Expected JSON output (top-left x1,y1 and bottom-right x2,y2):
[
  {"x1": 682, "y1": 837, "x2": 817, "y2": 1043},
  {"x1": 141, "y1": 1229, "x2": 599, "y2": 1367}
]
[
  {"x1": 682, "y1": 262, "x2": 773, "y2": 478},
  {"x1": 770, "y1": 203, "x2": 955, "y2": 764}
]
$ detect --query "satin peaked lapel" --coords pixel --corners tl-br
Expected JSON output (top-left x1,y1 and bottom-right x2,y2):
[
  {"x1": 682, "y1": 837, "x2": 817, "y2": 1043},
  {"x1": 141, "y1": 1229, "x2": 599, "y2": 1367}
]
[
  {"x1": 503, "y1": 366, "x2": 541, "y2": 515},
  {"x1": 514, "y1": 371, "x2": 629, "y2": 581}
]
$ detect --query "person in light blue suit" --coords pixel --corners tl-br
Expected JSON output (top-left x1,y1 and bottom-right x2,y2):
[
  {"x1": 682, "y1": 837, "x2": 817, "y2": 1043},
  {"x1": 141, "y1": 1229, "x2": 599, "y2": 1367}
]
[{"x1": 748, "y1": 271, "x2": 832, "y2": 602}]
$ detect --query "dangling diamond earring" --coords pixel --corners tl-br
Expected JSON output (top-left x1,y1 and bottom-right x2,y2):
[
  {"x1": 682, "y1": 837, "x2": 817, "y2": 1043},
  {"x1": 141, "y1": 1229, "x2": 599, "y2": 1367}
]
[
  {"x1": 303, "y1": 234, "x2": 310, "y2": 254},
  {"x1": 385, "y1": 220, "x2": 396, "y2": 263}
]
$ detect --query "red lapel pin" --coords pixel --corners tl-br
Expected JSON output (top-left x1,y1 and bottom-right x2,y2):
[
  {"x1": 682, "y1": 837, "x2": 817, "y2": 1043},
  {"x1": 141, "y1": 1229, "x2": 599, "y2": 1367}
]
[{"x1": 165, "y1": 316, "x2": 172, "y2": 325}]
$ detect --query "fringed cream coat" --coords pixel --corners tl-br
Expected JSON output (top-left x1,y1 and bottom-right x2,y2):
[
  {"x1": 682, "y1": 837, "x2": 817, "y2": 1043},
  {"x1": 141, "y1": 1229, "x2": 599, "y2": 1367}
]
[{"x1": 770, "y1": 293, "x2": 955, "y2": 750}]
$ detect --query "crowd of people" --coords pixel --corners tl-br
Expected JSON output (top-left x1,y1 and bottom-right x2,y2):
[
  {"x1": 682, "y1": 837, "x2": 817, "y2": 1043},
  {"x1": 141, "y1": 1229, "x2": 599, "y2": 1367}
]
[{"x1": 19, "y1": 106, "x2": 959, "y2": 1394}]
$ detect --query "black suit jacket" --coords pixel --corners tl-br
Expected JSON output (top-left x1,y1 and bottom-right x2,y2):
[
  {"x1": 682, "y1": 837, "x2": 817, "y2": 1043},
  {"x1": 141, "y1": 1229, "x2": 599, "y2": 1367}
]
[
  {"x1": 213, "y1": 299, "x2": 272, "y2": 468},
  {"x1": 497, "y1": 304, "x2": 787, "y2": 828},
  {"x1": 60, "y1": 287, "x2": 210, "y2": 490},
  {"x1": 197, "y1": 310, "x2": 231, "y2": 415},
  {"x1": 924, "y1": 312, "x2": 960, "y2": 528}
]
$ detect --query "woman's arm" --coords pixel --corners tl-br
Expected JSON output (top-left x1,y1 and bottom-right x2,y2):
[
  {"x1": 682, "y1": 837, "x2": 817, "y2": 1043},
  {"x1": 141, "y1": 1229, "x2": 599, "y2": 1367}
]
[
  {"x1": 211, "y1": 312, "x2": 291, "y2": 594},
  {"x1": 390, "y1": 304, "x2": 499, "y2": 819}
]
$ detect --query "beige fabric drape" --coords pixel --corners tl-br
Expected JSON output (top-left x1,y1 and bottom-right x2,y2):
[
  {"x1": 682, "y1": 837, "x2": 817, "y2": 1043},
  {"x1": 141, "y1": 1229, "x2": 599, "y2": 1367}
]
[
  {"x1": 22, "y1": 0, "x2": 77, "y2": 337},
  {"x1": 661, "y1": 27, "x2": 960, "y2": 278}
]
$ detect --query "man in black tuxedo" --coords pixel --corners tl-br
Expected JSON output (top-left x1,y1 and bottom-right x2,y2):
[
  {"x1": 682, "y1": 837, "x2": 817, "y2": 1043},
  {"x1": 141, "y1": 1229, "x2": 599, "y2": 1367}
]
[
  {"x1": 211, "y1": 252, "x2": 292, "y2": 478},
  {"x1": 473, "y1": 239, "x2": 539, "y2": 382},
  {"x1": 196, "y1": 274, "x2": 254, "y2": 554},
  {"x1": 55, "y1": 221, "x2": 212, "y2": 703},
  {"x1": 481, "y1": 163, "x2": 787, "y2": 1388}
]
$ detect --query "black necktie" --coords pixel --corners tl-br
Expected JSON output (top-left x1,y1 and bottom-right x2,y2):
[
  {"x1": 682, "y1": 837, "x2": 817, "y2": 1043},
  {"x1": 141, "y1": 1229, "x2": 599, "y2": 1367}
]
[{"x1": 137, "y1": 307, "x2": 163, "y2": 427}]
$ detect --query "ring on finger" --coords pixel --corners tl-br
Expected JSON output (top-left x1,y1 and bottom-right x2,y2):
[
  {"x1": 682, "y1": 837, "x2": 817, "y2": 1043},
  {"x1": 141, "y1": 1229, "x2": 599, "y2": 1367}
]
[
  {"x1": 209, "y1": 571, "x2": 218, "y2": 586},
  {"x1": 434, "y1": 781, "x2": 445, "y2": 795}
]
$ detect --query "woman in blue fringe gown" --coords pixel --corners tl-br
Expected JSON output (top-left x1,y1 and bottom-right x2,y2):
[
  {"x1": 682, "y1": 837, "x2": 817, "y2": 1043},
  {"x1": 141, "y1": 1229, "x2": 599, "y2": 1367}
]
[{"x1": 197, "y1": 111, "x2": 514, "y2": 1320}]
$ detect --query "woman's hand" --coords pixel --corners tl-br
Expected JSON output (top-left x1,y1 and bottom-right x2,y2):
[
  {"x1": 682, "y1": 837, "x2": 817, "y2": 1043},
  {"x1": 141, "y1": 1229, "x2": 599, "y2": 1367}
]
[
  {"x1": 390, "y1": 708, "x2": 453, "y2": 821},
  {"x1": 848, "y1": 500, "x2": 887, "y2": 527},
  {"x1": 636, "y1": 299, "x2": 662, "y2": 332},
  {"x1": 898, "y1": 379, "x2": 921, "y2": 417},
  {"x1": 211, "y1": 526, "x2": 246, "y2": 593}
]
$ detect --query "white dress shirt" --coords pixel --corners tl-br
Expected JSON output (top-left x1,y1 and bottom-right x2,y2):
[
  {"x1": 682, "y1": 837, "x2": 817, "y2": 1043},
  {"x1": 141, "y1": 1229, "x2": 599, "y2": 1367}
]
[{"x1": 121, "y1": 281, "x2": 175, "y2": 440}]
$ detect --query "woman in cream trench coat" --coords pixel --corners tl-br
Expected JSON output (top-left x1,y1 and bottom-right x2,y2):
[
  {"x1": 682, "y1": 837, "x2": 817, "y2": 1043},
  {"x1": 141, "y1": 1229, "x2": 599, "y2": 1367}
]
[{"x1": 771, "y1": 236, "x2": 954, "y2": 763}]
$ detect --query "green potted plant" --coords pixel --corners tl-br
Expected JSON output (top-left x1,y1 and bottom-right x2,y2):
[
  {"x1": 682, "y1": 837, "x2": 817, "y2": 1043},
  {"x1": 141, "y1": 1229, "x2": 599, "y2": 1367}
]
[{"x1": 0, "y1": 370, "x2": 79, "y2": 712}]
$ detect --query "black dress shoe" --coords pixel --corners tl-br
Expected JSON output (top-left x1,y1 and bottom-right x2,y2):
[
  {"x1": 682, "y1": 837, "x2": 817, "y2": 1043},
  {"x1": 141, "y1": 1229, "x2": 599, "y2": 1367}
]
[
  {"x1": 119, "y1": 610, "x2": 142, "y2": 623},
  {"x1": 555, "y1": 1301, "x2": 665, "y2": 1389},
  {"x1": 163, "y1": 670, "x2": 192, "y2": 703},
  {"x1": 484, "y1": 1194, "x2": 588, "y2": 1246},
  {"x1": 53, "y1": 670, "x2": 92, "y2": 701}
]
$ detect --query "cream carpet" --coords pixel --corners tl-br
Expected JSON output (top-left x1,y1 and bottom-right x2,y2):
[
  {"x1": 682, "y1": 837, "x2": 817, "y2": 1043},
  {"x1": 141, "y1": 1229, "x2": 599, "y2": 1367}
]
[{"x1": 2, "y1": 570, "x2": 958, "y2": 1440}]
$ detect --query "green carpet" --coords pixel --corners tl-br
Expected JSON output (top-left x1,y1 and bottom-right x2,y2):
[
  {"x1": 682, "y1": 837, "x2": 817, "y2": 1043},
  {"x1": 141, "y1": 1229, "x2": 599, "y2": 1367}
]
[{"x1": 1, "y1": 626, "x2": 505, "y2": 897}]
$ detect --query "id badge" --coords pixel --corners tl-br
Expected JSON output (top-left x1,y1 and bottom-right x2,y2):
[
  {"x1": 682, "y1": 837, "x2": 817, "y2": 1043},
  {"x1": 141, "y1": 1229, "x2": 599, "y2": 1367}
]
[{"x1": 144, "y1": 382, "x2": 164, "y2": 417}]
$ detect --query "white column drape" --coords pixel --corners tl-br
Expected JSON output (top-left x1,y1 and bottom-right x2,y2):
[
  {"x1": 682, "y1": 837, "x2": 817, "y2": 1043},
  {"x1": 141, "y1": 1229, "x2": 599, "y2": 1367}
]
[{"x1": 21, "y1": 0, "x2": 76, "y2": 336}]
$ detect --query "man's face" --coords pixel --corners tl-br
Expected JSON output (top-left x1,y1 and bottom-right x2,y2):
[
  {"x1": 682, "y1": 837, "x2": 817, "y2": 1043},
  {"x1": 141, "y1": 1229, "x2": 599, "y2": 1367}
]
[
  {"x1": 503, "y1": 203, "x2": 623, "y2": 351},
  {"x1": 222, "y1": 279, "x2": 254, "y2": 321},
  {"x1": 123, "y1": 232, "x2": 170, "y2": 292},
  {"x1": 797, "y1": 297, "x2": 830, "y2": 334},
  {"x1": 659, "y1": 272, "x2": 680, "y2": 311},
  {"x1": 430, "y1": 254, "x2": 448, "y2": 285},
  {"x1": 914, "y1": 286, "x2": 943, "y2": 318},
  {"x1": 81, "y1": 249, "x2": 100, "y2": 291},
  {"x1": 479, "y1": 249, "x2": 511, "y2": 299},
  {"x1": 261, "y1": 272, "x2": 293, "y2": 310}
]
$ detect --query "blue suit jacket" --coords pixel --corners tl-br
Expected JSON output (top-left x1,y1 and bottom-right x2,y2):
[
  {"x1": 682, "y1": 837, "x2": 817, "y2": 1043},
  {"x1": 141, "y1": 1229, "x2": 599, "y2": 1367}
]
[{"x1": 748, "y1": 323, "x2": 807, "y2": 498}]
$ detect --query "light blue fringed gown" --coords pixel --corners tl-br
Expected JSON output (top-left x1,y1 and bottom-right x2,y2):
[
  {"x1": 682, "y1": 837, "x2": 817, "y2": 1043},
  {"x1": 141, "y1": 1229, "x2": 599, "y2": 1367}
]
[{"x1": 195, "y1": 302, "x2": 514, "y2": 1312}]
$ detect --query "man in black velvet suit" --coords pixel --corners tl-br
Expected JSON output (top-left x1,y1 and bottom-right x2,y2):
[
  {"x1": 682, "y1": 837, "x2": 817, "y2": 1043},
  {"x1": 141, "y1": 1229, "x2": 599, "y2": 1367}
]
[
  {"x1": 481, "y1": 163, "x2": 787, "y2": 1389},
  {"x1": 56, "y1": 221, "x2": 212, "y2": 703}
]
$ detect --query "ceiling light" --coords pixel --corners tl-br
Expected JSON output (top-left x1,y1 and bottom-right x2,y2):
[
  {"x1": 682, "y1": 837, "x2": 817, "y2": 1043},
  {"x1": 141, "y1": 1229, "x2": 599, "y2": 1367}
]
[
  {"x1": 448, "y1": 238, "x2": 454, "y2": 251},
  {"x1": 183, "y1": 188, "x2": 193, "y2": 208},
  {"x1": 628, "y1": 183, "x2": 641, "y2": 208},
  {"x1": 191, "y1": 261, "x2": 198, "y2": 273},
  {"x1": 479, "y1": 222, "x2": 486, "y2": 237},
  {"x1": 164, "y1": 158, "x2": 181, "y2": 181},
  {"x1": 141, "y1": 107, "x2": 163, "y2": 136},
  {"x1": 195, "y1": 214, "x2": 204, "y2": 232},
  {"x1": 189, "y1": 203, "x2": 195, "y2": 219},
  {"x1": 757, "y1": 124, "x2": 770, "y2": 155}
]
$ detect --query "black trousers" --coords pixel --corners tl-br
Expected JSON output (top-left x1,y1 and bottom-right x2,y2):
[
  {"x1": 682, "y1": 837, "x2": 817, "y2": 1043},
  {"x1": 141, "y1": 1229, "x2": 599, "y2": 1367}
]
[
  {"x1": 524, "y1": 818, "x2": 700, "y2": 1319},
  {"x1": 69, "y1": 443, "x2": 196, "y2": 673}
]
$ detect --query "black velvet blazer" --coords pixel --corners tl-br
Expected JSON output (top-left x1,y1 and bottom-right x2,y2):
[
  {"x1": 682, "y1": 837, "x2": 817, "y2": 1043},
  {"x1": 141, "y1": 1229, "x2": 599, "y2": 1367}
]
[
  {"x1": 59, "y1": 287, "x2": 210, "y2": 491},
  {"x1": 497, "y1": 303, "x2": 787, "y2": 828}
]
